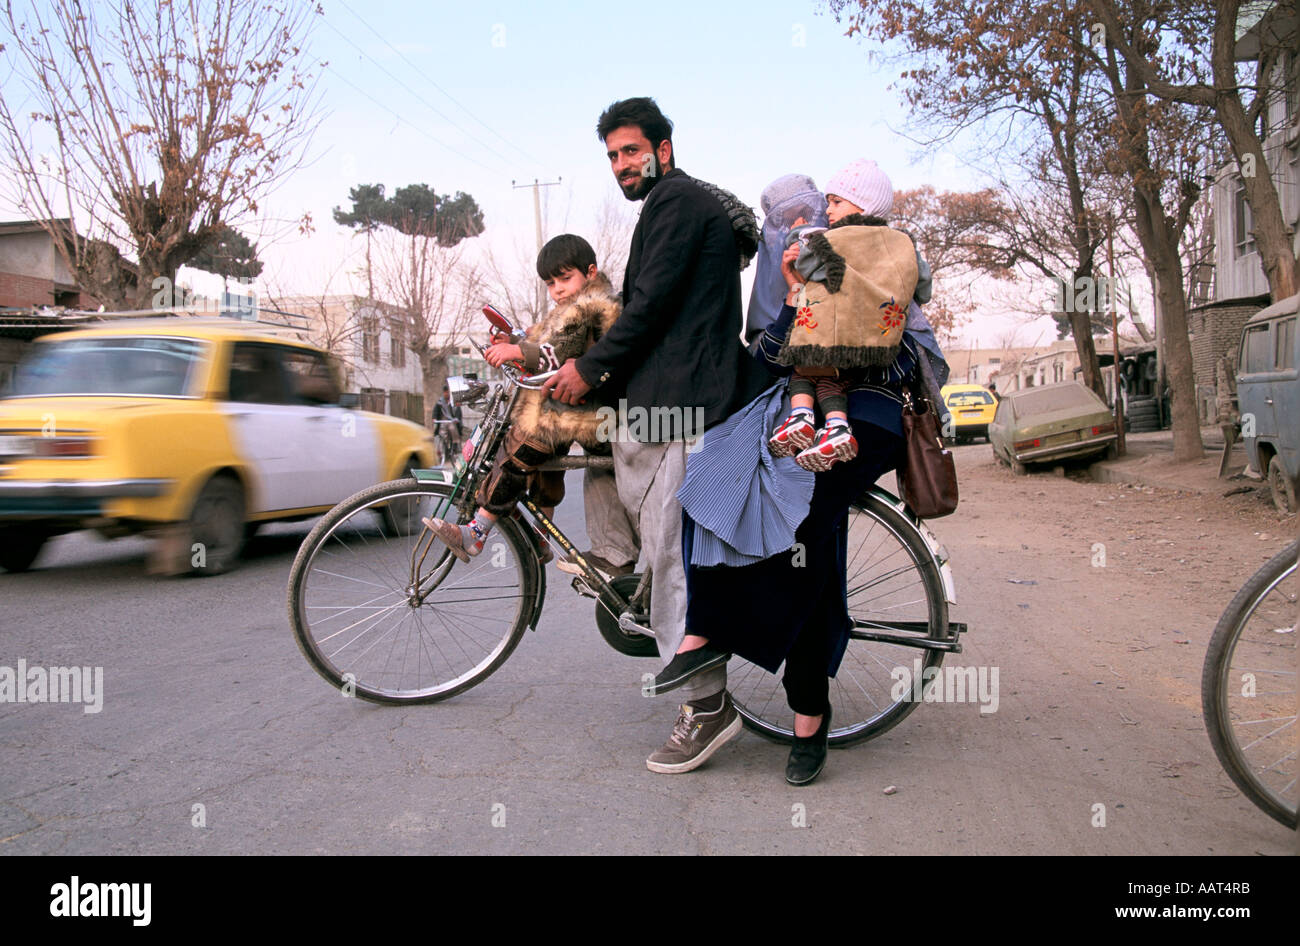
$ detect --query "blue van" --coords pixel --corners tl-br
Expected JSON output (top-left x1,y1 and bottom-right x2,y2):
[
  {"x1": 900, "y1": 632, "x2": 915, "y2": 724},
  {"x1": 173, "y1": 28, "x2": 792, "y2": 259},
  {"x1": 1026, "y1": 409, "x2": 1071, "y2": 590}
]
[{"x1": 1237, "y1": 292, "x2": 1299, "y2": 513}]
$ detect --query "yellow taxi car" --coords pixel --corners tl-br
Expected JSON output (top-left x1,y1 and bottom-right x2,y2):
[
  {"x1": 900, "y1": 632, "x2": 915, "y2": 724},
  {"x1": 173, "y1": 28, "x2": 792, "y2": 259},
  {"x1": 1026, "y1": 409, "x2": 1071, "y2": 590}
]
[
  {"x1": 0, "y1": 319, "x2": 435, "y2": 574},
  {"x1": 940, "y1": 383, "x2": 999, "y2": 444}
]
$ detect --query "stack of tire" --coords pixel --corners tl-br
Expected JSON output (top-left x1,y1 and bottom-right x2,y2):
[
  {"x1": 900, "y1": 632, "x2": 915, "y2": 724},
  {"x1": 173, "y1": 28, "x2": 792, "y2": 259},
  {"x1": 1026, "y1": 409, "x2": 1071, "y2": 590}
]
[
  {"x1": 1123, "y1": 358, "x2": 1161, "y2": 433},
  {"x1": 1126, "y1": 395, "x2": 1161, "y2": 432}
]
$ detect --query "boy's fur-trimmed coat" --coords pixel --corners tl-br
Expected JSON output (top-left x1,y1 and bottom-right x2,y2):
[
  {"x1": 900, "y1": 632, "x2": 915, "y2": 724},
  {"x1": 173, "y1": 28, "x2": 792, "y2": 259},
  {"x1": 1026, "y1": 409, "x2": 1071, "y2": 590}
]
[{"x1": 511, "y1": 272, "x2": 621, "y2": 452}]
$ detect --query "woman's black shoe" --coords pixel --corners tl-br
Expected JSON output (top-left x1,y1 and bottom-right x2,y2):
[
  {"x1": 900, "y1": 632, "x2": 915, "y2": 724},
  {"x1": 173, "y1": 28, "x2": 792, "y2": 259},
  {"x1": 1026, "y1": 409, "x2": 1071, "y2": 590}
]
[
  {"x1": 650, "y1": 643, "x2": 732, "y2": 696},
  {"x1": 785, "y1": 706, "x2": 832, "y2": 786}
]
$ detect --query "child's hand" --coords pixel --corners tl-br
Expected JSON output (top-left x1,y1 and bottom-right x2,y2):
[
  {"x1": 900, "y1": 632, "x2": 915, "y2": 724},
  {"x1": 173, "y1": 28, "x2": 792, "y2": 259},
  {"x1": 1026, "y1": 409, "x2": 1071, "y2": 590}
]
[
  {"x1": 781, "y1": 245, "x2": 803, "y2": 287},
  {"x1": 485, "y1": 342, "x2": 523, "y2": 368}
]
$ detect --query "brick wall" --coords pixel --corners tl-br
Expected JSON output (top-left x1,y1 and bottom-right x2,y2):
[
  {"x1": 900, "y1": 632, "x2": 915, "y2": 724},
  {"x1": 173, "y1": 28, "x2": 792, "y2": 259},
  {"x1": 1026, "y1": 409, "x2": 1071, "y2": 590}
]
[
  {"x1": 1188, "y1": 297, "x2": 1268, "y2": 422},
  {"x1": 0, "y1": 270, "x2": 54, "y2": 308}
]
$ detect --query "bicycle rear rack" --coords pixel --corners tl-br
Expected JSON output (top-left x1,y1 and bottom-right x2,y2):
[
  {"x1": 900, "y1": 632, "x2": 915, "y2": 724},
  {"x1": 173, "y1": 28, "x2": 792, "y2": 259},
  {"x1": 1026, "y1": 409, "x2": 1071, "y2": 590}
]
[{"x1": 851, "y1": 620, "x2": 967, "y2": 653}]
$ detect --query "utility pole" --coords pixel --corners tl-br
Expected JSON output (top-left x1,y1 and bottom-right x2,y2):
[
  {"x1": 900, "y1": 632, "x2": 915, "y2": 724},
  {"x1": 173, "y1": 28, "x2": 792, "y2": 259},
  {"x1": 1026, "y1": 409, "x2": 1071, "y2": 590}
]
[
  {"x1": 1107, "y1": 212, "x2": 1126, "y2": 456},
  {"x1": 512, "y1": 178, "x2": 562, "y2": 319}
]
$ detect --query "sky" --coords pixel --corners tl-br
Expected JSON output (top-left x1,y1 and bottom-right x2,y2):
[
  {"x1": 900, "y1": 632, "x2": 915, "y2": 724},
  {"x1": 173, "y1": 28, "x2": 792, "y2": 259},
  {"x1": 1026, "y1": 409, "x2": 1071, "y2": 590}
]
[{"x1": 0, "y1": 0, "x2": 1068, "y2": 348}]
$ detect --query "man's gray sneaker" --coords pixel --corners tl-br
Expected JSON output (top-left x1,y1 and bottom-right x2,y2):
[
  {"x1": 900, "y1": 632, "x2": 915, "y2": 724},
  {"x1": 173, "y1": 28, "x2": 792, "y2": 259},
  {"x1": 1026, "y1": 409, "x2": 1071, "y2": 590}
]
[
  {"x1": 556, "y1": 550, "x2": 634, "y2": 582},
  {"x1": 645, "y1": 693, "x2": 741, "y2": 774}
]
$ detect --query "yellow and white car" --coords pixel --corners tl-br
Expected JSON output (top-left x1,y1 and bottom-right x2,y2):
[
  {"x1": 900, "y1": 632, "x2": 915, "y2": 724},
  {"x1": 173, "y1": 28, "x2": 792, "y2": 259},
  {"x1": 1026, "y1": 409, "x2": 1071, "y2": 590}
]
[{"x1": 0, "y1": 319, "x2": 435, "y2": 574}]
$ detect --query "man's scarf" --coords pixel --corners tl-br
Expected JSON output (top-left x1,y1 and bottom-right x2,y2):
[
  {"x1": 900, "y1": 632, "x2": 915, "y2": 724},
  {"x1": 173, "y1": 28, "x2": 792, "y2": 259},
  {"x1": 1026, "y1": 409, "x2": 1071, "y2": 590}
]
[{"x1": 686, "y1": 175, "x2": 760, "y2": 271}]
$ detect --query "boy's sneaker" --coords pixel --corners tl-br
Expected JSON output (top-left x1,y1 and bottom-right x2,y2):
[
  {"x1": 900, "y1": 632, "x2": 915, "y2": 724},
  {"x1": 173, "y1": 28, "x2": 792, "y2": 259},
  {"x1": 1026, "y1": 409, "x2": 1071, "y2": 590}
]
[
  {"x1": 645, "y1": 694, "x2": 742, "y2": 774},
  {"x1": 768, "y1": 412, "x2": 816, "y2": 457},
  {"x1": 421, "y1": 516, "x2": 485, "y2": 562},
  {"x1": 795, "y1": 423, "x2": 858, "y2": 472}
]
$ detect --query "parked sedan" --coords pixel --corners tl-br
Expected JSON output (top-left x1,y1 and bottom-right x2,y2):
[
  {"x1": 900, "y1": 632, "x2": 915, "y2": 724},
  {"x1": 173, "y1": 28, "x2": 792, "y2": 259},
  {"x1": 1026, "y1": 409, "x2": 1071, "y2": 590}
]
[
  {"x1": 0, "y1": 319, "x2": 435, "y2": 574},
  {"x1": 989, "y1": 381, "x2": 1118, "y2": 474}
]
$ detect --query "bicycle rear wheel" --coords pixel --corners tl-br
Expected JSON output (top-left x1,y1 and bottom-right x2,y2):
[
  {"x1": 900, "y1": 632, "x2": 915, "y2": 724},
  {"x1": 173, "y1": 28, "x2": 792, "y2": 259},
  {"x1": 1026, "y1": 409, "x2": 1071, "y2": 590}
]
[
  {"x1": 1201, "y1": 540, "x2": 1298, "y2": 828},
  {"x1": 287, "y1": 479, "x2": 541, "y2": 704},
  {"x1": 730, "y1": 491, "x2": 951, "y2": 747}
]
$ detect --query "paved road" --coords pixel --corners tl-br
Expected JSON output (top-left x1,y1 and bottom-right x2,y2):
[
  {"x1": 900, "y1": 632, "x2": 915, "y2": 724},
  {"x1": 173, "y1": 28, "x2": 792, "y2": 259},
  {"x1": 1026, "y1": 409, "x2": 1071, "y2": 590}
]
[{"x1": 0, "y1": 450, "x2": 1292, "y2": 854}]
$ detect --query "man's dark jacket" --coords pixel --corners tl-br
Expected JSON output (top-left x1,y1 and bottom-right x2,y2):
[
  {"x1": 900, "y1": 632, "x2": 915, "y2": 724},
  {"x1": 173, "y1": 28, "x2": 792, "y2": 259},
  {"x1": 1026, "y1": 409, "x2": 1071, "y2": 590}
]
[{"x1": 575, "y1": 168, "x2": 768, "y2": 441}]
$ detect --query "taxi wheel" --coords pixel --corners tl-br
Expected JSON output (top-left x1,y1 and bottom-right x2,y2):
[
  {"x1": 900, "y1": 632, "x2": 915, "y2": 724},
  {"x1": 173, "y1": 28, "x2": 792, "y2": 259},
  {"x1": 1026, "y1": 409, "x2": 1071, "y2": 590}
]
[
  {"x1": 0, "y1": 526, "x2": 48, "y2": 572},
  {"x1": 187, "y1": 475, "x2": 245, "y2": 576}
]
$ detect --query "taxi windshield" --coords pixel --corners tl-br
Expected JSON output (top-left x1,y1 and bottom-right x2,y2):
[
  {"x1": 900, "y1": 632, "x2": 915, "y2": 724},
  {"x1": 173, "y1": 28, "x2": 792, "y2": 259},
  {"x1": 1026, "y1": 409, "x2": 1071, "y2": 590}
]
[{"x1": 6, "y1": 336, "x2": 205, "y2": 397}]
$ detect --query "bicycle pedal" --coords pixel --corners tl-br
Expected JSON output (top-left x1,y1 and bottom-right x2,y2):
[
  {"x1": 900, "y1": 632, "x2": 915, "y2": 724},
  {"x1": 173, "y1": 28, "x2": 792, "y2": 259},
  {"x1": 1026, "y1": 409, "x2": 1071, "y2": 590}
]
[
  {"x1": 617, "y1": 612, "x2": 656, "y2": 639},
  {"x1": 570, "y1": 576, "x2": 599, "y2": 599}
]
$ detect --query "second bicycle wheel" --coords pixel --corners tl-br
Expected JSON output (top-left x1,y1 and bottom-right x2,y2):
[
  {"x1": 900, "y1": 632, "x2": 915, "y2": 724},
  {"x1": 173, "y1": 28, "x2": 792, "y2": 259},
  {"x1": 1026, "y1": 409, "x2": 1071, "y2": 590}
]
[
  {"x1": 730, "y1": 491, "x2": 950, "y2": 747},
  {"x1": 1201, "y1": 539, "x2": 1298, "y2": 828},
  {"x1": 288, "y1": 479, "x2": 542, "y2": 704}
]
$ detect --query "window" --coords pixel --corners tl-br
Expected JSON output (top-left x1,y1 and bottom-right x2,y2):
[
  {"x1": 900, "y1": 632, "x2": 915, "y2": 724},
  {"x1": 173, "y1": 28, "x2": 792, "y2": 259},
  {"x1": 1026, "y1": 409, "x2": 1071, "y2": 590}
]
[
  {"x1": 362, "y1": 317, "x2": 379, "y2": 364},
  {"x1": 9, "y1": 337, "x2": 203, "y2": 398},
  {"x1": 280, "y1": 347, "x2": 341, "y2": 405},
  {"x1": 227, "y1": 343, "x2": 290, "y2": 404},
  {"x1": 1234, "y1": 183, "x2": 1256, "y2": 258},
  {"x1": 390, "y1": 326, "x2": 406, "y2": 369},
  {"x1": 1242, "y1": 324, "x2": 1271, "y2": 373},
  {"x1": 1290, "y1": 145, "x2": 1300, "y2": 226},
  {"x1": 1277, "y1": 317, "x2": 1295, "y2": 370},
  {"x1": 1288, "y1": 52, "x2": 1298, "y2": 120}
]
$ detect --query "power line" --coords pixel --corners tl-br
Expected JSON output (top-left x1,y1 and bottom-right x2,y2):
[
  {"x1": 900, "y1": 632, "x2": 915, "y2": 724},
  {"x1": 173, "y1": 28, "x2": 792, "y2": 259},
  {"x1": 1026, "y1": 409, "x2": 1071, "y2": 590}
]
[
  {"x1": 333, "y1": 0, "x2": 547, "y2": 173},
  {"x1": 322, "y1": 62, "x2": 505, "y2": 175},
  {"x1": 318, "y1": 14, "x2": 517, "y2": 175}
]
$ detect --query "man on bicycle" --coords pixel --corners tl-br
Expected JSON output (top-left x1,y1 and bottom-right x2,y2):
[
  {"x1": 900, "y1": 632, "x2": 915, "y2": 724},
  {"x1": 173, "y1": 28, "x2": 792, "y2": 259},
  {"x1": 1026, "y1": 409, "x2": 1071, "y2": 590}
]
[
  {"x1": 542, "y1": 96, "x2": 768, "y2": 774},
  {"x1": 433, "y1": 383, "x2": 463, "y2": 463}
]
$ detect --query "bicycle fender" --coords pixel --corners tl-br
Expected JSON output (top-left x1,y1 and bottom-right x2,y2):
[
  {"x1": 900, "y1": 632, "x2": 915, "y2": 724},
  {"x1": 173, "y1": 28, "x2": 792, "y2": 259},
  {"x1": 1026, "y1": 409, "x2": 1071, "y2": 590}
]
[{"x1": 864, "y1": 486, "x2": 957, "y2": 606}]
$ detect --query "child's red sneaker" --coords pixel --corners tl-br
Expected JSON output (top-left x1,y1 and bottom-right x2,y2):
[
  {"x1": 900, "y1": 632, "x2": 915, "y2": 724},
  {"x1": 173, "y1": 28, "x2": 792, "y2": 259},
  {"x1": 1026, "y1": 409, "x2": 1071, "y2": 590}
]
[
  {"x1": 795, "y1": 424, "x2": 858, "y2": 472},
  {"x1": 768, "y1": 412, "x2": 816, "y2": 457}
]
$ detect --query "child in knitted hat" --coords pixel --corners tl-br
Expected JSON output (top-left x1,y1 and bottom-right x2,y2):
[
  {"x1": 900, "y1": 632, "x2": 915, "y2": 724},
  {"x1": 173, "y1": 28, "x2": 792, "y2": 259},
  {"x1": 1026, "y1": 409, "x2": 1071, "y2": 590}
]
[{"x1": 768, "y1": 158, "x2": 932, "y2": 471}]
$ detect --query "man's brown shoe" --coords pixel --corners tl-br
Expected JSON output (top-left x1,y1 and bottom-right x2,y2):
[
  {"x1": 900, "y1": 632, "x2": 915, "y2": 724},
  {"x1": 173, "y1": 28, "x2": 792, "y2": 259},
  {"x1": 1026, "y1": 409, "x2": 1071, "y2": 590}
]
[{"x1": 645, "y1": 693, "x2": 741, "y2": 774}]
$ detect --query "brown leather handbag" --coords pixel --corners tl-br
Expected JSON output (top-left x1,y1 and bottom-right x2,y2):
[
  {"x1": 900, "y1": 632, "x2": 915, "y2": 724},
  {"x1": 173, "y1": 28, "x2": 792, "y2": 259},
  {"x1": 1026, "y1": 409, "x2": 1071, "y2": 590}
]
[{"x1": 897, "y1": 356, "x2": 958, "y2": 518}]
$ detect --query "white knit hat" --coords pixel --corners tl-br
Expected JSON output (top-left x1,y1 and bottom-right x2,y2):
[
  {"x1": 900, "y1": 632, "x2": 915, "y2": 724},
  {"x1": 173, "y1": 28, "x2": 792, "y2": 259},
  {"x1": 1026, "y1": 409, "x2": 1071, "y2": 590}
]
[{"x1": 824, "y1": 158, "x2": 893, "y2": 218}]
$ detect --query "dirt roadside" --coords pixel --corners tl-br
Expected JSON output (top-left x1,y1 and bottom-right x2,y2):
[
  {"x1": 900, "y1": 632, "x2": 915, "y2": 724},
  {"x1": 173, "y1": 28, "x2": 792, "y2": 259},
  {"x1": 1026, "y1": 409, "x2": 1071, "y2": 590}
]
[{"x1": 908, "y1": 441, "x2": 1296, "y2": 854}]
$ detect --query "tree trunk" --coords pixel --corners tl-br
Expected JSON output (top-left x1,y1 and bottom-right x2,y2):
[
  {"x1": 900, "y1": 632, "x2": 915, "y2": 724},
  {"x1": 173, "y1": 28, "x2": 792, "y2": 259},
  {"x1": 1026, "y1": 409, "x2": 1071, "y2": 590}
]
[
  {"x1": 1068, "y1": 265, "x2": 1106, "y2": 399},
  {"x1": 419, "y1": 354, "x2": 448, "y2": 431}
]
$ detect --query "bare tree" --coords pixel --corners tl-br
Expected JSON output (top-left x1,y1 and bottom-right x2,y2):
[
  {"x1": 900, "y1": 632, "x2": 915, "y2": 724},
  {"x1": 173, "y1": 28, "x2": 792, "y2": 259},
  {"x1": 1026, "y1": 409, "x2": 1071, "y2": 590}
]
[
  {"x1": 262, "y1": 263, "x2": 367, "y2": 381},
  {"x1": 893, "y1": 185, "x2": 1019, "y2": 341},
  {"x1": 483, "y1": 194, "x2": 637, "y2": 331},
  {"x1": 482, "y1": 237, "x2": 551, "y2": 330},
  {"x1": 1087, "y1": 0, "x2": 1299, "y2": 301},
  {"x1": 369, "y1": 226, "x2": 483, "y2": 429},
  {"x1": 0, "y1": 0, "x2": 321, "y2": 309},
  {"x1": 832, "y1": 0, "x2": 1118, "y2": 399},
  {"x1": 589, "y1": 193, "x2": 637, "y2": 289}
]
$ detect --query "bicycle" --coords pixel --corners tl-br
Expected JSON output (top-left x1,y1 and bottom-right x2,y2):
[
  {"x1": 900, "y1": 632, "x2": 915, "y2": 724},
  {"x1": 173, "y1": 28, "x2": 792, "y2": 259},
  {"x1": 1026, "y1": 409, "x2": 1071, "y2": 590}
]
[
  {"x1": 287, "y1": 318, "x2": 967, "y2": 746},
  {"x1": 432, "y1": 419, "x2": 461, "y2": 468},
  {"x1": 1201, "y1": 539, "x2": 1298, "y2": 828}
]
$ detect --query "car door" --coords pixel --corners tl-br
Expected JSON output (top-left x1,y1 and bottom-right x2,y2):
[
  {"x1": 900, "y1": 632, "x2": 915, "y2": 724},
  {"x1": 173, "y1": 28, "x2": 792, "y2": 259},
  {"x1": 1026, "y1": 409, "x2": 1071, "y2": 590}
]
[
  {"x1": 1238, "y1": 320, "x2": 1278, "y2": 463},
  {"x1": 220, "y1": 342, "x2": 309, "y2": 513},
  {"x1": 278, "y1": 346, "x2": 382, "y2": 506}
]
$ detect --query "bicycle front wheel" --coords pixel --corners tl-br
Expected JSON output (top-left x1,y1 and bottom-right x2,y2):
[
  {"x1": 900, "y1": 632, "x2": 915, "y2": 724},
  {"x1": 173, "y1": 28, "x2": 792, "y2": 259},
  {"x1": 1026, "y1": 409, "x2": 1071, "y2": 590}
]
[
  {"x1": 287, "y1": 479, "x2": 542, "y2": 704},
  {"x1": 731, "y1": 491, "x2": 950, "y2": 747},
  {"x1": 1201, "y1": 540, "x2": 1298, "y2": 828}
]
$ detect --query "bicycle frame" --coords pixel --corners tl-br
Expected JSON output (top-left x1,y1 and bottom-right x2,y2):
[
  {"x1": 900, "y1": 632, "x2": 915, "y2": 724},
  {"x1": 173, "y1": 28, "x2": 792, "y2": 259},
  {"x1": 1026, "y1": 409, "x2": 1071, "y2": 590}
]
[
  {"x1": 420, "y1": 348, "x2": 963, "y2": 655},
  {"x1": 410, "y1": 368, "x2": 649, "y2": 632}
]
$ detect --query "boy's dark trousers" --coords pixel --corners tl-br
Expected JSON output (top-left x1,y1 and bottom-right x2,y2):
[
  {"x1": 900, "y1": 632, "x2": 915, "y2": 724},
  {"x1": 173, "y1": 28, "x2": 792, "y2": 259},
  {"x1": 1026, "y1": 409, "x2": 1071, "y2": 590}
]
[{"x1": 477, "y1": 425, "x2": 569, "y2": 516}]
